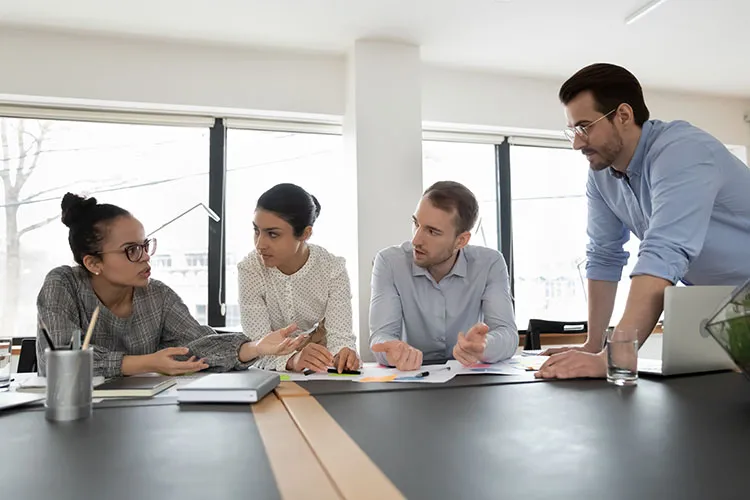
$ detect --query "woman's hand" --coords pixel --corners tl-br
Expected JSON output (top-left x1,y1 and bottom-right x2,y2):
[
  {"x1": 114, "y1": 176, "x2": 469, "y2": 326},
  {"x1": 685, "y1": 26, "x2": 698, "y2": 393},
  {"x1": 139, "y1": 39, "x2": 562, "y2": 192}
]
[
  {"x1": 286, "y1": 343, "x2": 334, "y2": 373},
  {"x1": 130, "y1": 347, "x2": 209, "y2": 376},
  {"x1": 332, "y1": 347, "x2": 360, "y2": 373}
]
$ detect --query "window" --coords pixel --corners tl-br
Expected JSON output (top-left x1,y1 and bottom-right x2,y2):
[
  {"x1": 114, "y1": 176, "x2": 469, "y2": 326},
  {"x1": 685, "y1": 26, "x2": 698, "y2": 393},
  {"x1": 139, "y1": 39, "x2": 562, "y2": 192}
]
[
  {"x1": 223, "y1": 130, "x2": 358, "y2": 343},
  {"x1": 152, "y1": 255, "x2": 173, "y2": 268},
  {"x1": 195, "y1": 304, "x2": 208, "y2": 325},
  {"x1": 510, "y1": 145, "x2": 638, "y2": 329},
  {"x1": 728, "y1": 145, "x2": 748, "y2": 165},
  {"x1": 0, "y1": 117, "x2": 209, "y2": 338},
  {"x1": 185, "y1": 252, "x2": 208, "y2": 268},
  {"x1": 422, "y1": 141, "x2": 498, "y2": 249},
  {"x1": 225, "y1": 304, "x2": 241, "y2": 328}
]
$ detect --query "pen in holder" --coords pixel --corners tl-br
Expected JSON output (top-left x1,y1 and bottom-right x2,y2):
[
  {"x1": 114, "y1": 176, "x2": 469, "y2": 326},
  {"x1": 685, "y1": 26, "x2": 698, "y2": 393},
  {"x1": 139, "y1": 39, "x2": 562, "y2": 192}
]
[{"x1": 45, "y1": 347, "x2": 93, "y2": 422}]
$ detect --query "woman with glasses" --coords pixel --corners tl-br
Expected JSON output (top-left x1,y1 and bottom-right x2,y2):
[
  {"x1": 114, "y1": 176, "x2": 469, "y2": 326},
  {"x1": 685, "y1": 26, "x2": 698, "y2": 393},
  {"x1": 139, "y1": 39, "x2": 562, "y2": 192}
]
[
  {"x1": 35, "y1": 192, "x2": 306, "y2": 377},
  {"x1": 237, "y1": 183, "x2": 360, "y2": 374}
]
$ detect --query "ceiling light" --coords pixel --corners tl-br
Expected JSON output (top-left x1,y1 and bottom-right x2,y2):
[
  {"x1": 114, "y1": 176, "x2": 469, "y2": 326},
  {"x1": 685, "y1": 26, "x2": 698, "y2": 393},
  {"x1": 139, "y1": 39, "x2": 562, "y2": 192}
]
[{"x1": 625, "y1": 0, "x2": 671, "y2": 25}]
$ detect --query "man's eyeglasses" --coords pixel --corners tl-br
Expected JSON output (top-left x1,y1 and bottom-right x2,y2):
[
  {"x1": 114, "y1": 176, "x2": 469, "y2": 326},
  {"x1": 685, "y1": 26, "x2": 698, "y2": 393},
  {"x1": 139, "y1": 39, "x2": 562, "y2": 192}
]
[
  {"x1": 97, "y1": 238, "x2": 157, "y2": 263},
  {"x1": 564, "y1": 109, "x2": 617, "y2": 143}
]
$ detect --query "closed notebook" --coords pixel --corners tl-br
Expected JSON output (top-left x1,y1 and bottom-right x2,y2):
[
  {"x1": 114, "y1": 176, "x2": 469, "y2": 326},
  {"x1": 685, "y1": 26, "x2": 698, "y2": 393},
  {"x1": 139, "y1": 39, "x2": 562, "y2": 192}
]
[
  {"x1": 176, "y1": 369, "x2": 280, "y2": 404},
  {"x1": 16, "y1": 375, "x2": 175, "y2": 398},
  {"x1": 92, "y1": 376, "x2": 177, "y2": 398}
]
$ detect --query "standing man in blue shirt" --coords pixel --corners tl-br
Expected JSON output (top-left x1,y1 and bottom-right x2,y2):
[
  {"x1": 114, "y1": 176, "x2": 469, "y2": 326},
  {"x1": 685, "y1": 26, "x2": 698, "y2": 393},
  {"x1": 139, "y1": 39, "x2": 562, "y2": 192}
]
[
  {"x1": 369, "y1": 181, "x2": 518, "y2": 370},
  {"x1": 538, "y1": 63, "x2": 750, "y2": 380}
]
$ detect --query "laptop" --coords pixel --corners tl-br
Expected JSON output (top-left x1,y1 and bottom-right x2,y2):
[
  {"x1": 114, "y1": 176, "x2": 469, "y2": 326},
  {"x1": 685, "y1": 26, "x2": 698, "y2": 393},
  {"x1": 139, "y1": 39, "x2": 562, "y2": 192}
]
[{"x1": 638, "y1": 286, "x2": 737, "y2": 375}]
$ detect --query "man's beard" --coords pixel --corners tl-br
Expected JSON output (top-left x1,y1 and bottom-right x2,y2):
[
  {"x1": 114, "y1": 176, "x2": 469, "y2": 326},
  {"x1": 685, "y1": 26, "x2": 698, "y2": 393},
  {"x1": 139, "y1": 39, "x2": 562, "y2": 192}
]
[
  {"x1": 414, "y1": 245, "x2": 455, "y2": 269},
  {"x1": 582, "y1": 129, "x2": 623, "y2": 171}
]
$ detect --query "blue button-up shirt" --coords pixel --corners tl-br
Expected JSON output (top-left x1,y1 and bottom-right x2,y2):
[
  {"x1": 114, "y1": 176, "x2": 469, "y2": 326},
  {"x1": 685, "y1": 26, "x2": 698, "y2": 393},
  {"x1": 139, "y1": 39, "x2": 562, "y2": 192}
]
[
  {"x1": 368, "y1": 241, "x2": 518, "y2": 364},
  {"x1": 586, "y1": 119, "x2": 750, "y2": 286}
]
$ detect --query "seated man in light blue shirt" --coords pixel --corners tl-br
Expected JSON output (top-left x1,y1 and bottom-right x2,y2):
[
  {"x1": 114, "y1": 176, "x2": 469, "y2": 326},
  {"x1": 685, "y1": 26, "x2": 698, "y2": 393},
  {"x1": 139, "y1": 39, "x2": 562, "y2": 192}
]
[
  {"x1": 538, "y1": 63, "x2": 750, "y2": 380},
  {"x1": 369, "y1": 181, "x2": 518, "y2": 370}
]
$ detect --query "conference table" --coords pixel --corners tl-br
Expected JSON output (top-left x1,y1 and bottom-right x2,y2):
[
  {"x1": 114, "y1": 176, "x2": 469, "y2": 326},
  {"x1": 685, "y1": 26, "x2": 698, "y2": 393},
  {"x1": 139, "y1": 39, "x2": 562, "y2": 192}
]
[{"x1": 3, "y1": 368, "x2": 750, "y2": 500}]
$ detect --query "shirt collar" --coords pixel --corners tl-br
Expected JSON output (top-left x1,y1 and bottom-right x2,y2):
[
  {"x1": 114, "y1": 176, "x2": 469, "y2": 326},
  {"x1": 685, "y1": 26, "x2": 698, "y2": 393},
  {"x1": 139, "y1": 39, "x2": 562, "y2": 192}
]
[
  {"x1": 609, "y1": 119, "x2": 652, "y2": 179},
  {"x1": 447, "y1": 249, "x2": 468, "y2": 278},
  {"x1": 410, "y1": 248, "x2": 467, "y2": 279}
]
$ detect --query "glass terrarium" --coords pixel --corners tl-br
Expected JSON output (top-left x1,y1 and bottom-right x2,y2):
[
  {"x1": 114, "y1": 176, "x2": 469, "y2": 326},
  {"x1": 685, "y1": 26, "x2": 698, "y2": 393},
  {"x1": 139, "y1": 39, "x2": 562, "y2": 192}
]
[{"x1": 703, "y1": 279, "x2": 750, "y2": 380}]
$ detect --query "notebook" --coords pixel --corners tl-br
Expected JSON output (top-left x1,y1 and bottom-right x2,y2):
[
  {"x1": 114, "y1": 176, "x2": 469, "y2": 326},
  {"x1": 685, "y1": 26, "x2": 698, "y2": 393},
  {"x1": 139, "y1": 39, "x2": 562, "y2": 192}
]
[
  {"x1": 91, "y1": 376, "x2": 177, "y2": 398},
  {"x1": 176, "y1": 368, "x2": 280, "y2": 404},
  {"x1": 15, "y1": 375, "x2": 175, "y2": 398}
]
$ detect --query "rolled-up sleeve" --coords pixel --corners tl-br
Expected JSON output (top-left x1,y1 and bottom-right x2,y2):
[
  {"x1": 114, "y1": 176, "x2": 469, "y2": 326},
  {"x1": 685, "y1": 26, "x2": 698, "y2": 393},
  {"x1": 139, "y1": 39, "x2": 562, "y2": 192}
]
[
  {"x1": 585, "y1": 171, "x2": 631, "y2": 282},
  {"x1": 481, "y1": 256, "x2": 519, "y2": 363},
  {"x1": 368, "y1": 251, "x2": 404, "y2": 365},
  {"x1": 631, "y1": 143, "x2": 720, "y2": 283},
  {"x1": 161, "y1": 289, "x2": 252, "y2": 372}
]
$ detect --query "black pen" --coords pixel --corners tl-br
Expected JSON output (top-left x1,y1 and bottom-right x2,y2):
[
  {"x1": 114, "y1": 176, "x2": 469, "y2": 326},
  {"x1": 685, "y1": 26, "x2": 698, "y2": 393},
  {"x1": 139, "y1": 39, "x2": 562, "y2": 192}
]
[
  {"x1": 39, "y1": 320, "x2": 56, "y2": 351},
  {"x1": 327, "y1": 368, "x2": 361, "y2": 375},
  {"x1": 415, "y1": 371, "x2": 430, "y2": 378}
]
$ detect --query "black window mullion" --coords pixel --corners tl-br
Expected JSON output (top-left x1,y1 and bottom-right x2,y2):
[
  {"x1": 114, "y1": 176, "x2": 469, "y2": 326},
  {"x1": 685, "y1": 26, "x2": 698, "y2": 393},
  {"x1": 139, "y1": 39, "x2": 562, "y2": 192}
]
[
  {"x1": 208, "y1": 118, "x2": 227, "y2": 327},
  {"x1": 495, "y1": 139, "x2": 514, "y2": 305}
]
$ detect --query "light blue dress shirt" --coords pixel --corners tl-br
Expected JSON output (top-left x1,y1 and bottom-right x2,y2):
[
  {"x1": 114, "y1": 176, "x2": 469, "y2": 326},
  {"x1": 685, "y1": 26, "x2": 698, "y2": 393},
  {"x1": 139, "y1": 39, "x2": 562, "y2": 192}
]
[
  {"x1": 368, "y1": 241, "x2": 518, "y2": 365},
  {"x1": 586, "y1": 119, "x2": 750, "y2": 286}
]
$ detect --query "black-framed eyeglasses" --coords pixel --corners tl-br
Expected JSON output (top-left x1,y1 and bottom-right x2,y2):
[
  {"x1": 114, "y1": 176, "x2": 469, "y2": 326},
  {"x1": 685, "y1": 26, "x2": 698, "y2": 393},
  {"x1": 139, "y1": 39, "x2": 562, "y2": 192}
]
[
  {"x1": 564, "y1": 108, "x2": 617, "y2": 143},
  {"x1": 97, "y1": 238, "x2": 157, "y2": 263}
]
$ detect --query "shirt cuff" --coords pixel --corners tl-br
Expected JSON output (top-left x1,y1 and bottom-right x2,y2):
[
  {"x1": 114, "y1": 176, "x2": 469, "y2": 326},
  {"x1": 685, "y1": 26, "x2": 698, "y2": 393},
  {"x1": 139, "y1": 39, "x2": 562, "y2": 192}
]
[
  {"x1": 481, "y1": 330, "x2": 518, "y2": 363},
  {"x1": 585, "y1": 261, "x2": 624, "y2": 282},
  {"x1": 94, "y1": 349, "x2": 125, "y2": 378},
  {"x1": 630, "y1": 251, "x2": 684, "y2": 284}
]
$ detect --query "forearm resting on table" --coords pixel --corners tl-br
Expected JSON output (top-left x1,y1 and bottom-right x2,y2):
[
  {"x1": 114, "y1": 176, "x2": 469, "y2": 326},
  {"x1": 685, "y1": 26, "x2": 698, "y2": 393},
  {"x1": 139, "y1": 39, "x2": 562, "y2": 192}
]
[
  {"x1": 587, "y1": 279, "x2": 618, "y2": 350},
  {"x1": 617, "y1": 274, "x2": 671, "y2": 346},
  {"x1": 121, "y1": 354, "x2": 153, "y2": 376}
]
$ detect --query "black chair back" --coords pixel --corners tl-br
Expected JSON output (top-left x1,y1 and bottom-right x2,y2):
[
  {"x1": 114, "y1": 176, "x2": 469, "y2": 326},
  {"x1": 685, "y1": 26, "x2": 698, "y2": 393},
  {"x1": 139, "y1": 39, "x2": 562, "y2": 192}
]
[
  {"x1": 524, "y1": 319, "x2": 588, "y2": 350},
  {"x1": 17, "y1": 338, "x2": 38, "y2": 373}
]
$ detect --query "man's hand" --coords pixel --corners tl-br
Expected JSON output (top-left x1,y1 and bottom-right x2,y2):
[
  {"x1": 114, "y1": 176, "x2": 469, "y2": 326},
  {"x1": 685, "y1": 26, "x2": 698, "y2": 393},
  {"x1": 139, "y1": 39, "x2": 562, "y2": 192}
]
[
  {"x1": 332, "y1": 347, "x2": 360, "y2": 373},
  {"x1": 535, "y1": 350, "x2": 607, "y2": 379},
  {"x1": 453, "y1": 322, "x2": 490, "y2": 366},
  {"x1": 371, "y1": 341, "x2": 423, "y2": 371},
  {"x1": 541, "y1": 342, "x2": 601, "y2": 356},
  {"x1": 286, "y1": 343, "x2": 334, "y2": 373}
]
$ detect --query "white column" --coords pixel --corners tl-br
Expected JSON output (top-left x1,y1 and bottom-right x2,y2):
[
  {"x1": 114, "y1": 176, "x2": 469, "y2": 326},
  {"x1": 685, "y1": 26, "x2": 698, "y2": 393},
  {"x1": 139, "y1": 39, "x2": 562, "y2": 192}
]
[{"x1": 344, "y1": 39, "x2": 423, "y2": 360}]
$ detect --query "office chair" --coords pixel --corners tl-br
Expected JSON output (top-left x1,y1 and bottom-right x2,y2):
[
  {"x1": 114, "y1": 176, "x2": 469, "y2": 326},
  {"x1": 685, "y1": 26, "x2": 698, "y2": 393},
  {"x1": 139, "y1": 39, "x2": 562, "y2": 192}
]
[
  {"x1": 524, "y1": 319, "x2": 588, "y2": 351},
  {"x1": 17, "y1": 338, "x2": 38, "y2": 373}
]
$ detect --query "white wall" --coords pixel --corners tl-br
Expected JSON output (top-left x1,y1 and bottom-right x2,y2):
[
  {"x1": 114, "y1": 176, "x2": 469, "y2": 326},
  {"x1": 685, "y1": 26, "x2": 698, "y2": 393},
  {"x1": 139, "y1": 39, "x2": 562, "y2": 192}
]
[
  {"x1": 0, "y1": 27, "x2": 346, "y2": 117},
  {"x1": 346, "y1": 40, "x2": 424, "y2": 358},
  {"x1": 2, "y1": 27, "x2": 748, "y2": 148}
]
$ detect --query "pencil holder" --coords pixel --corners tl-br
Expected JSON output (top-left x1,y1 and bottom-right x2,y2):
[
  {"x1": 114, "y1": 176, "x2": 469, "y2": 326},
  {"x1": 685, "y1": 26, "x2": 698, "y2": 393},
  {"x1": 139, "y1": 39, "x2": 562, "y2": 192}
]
[{"x1": 45, "y1": 348, "x2": 93, "y2": 422}]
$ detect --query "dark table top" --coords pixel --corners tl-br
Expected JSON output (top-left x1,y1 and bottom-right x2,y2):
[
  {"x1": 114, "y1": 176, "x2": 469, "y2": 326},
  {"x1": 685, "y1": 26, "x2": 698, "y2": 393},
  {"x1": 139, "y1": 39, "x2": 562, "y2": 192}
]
[
  {"x1": 315, "y1": 372, "x2": 750, "y2": 500},
  {"x1": 3, "y1": 404, "x2": 280, "y2": 500}
]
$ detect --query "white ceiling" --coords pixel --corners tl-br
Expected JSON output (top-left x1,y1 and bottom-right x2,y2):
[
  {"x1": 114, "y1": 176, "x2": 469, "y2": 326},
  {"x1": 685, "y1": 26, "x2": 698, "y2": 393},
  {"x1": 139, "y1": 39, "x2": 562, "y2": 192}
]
[{"x1": 1, "y1": 0, "x2": 748, "y2": 97}]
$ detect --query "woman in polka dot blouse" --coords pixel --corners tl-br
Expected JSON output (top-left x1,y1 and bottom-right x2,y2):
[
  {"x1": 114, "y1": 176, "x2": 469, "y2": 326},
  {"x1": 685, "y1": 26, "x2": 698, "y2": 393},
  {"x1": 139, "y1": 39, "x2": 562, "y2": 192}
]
[{"x1": 237, "y1": 183, "x2": 360, "y2": 373}]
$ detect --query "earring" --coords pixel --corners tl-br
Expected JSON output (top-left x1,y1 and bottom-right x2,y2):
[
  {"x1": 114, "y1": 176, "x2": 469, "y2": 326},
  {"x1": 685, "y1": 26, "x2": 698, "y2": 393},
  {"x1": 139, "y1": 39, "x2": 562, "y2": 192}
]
[{"x1": 94, "y1": 271, "x2": 100, "y2": 276}]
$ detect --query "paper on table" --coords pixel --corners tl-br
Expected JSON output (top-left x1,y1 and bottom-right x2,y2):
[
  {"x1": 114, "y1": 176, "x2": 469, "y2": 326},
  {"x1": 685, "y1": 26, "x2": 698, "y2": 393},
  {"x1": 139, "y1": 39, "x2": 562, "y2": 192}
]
[
  {"x1": 446, "y1": 360, "x2": 523, "y2": 376},
  {"x1": 509, "y1": 355, "x2": 548, "y2": 371},
  {"x1": 281, "y1": 371, "x2": 362, "y2": 382},
  {"x1": 13, "y1": 373, "x2": 106, "y2": 392},
  {"x1": 276, "y1": 362, "x2": 457, "y2": 384},
  {"x1": 357, "y1": 363, "x2": 456, "y2": 384},
  {"x1": 447, "y1": 354, "x2": 549, "y2": 375}
]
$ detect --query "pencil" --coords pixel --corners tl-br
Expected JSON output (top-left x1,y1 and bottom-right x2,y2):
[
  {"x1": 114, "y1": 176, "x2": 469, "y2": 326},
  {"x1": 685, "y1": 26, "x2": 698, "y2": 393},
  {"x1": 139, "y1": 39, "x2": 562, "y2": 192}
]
[
  {"x1": 81, "y1": 306, "x2": 100, "y2": 350},
  {"x1": 39, "y1": 319, "x2": 56, "y2": 351}
]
